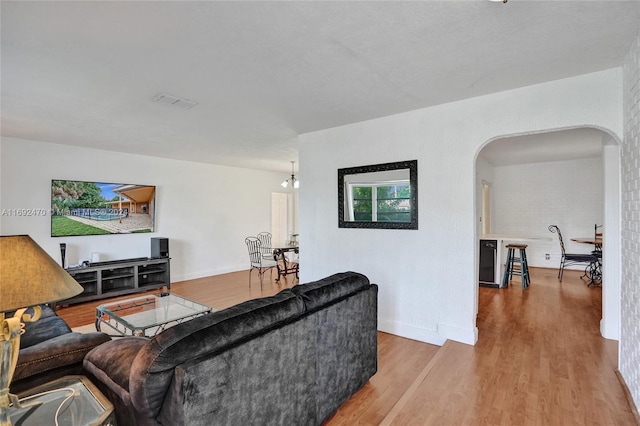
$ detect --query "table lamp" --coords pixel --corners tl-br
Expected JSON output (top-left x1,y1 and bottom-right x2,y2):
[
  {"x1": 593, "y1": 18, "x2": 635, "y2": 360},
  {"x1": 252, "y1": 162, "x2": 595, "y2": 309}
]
[{"x1": 0, "y1": 235, "x2": 83, "y2": 426}]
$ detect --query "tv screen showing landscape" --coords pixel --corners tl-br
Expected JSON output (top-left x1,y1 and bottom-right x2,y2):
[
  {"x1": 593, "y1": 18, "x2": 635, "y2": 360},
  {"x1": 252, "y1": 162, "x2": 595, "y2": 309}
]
[{"x1": 51, "y1": 180, "x2": 156, "y2": 237}]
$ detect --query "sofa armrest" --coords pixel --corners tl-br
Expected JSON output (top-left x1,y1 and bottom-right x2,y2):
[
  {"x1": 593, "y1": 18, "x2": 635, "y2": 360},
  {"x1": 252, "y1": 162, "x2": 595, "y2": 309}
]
[
  {"x1": 13, "y1": 331, "x2": 111, "y2": 389},
  {"x1": 83, "y1": 337, "x2": 149, "y2": 403}
]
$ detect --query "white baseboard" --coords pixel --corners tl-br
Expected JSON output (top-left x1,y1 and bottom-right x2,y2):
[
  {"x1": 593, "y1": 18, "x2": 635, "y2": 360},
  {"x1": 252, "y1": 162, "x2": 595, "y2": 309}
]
[
  {"x1": 378, "y1": 319, "x2": 446, "y2": 346},
  {"x1": 437, "y1": 323, "x2": 478, "y2": 346},
  {"x1": 378, "y1": 320, "x2": 477, "y2": 347},
  {"x1": 171, "y1": 264, "x2": 248, "y2": 283}
]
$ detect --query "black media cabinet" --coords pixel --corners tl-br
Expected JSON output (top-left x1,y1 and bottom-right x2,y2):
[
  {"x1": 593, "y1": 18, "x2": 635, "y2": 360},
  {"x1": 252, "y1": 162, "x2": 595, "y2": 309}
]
[{"x1": 55, "y1": 257, "x2": 171, "y2": 309}]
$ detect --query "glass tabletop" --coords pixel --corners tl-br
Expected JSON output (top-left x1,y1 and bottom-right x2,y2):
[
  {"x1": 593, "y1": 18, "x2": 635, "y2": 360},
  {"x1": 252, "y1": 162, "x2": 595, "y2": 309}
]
[
  {"x1": 271, "y1": 239, "x2": 299, "y2": 250},
  {"x1": 10, "y1": 376, "x2": 113, "y2": 425},
  {"x1": 97, "y1": 292, "x2": 211, "y2": 331}
]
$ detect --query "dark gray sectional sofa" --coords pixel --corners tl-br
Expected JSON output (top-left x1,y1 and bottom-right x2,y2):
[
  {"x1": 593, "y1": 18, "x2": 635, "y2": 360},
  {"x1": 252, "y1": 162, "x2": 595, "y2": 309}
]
[
  {"x1": 11, "y1": 305, "x2": 111, "y2": 394},
  {"x1": 83, "y1": 271, "x2": 378, "y2": 426}
]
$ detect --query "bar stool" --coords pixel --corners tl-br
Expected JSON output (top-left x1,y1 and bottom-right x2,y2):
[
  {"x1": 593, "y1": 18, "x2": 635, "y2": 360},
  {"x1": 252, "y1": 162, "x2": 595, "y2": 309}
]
[{"x1": 501, "y1": 244, "x2": 531, "y2": 289}]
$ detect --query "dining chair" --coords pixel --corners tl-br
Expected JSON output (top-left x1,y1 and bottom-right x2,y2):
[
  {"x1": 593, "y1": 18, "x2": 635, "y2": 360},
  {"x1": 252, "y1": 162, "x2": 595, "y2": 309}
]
[
  {"x1": 548, "y1": 225, "x2": 599, "y2": 282},
  {"x1": 245, "y1": 236, "x2": 278, "y2": 289},
  {"x1": 593, "y1": 224, "x2": 603, "y2": 254},
  {"x1": 257, "y1": 232, "x2": 273, "y2": 260},
  {"x1": 594, "y1": 224, "x2": 603, "y2": 240}
]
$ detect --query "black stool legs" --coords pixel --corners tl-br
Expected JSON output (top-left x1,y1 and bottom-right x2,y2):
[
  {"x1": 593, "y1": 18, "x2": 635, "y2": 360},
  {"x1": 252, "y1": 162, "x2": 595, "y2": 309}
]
[{"x1": 501, "y1": 244, "x2": 530, "y2": 290}]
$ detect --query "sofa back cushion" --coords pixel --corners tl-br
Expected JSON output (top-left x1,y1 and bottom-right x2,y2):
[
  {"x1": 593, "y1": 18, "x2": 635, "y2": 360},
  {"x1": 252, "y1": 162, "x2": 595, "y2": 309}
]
[
  {"x1": 157, "y1": 314, "x2": 318, "y2": 426},
  {"x1": 291, "y1": 271, "x2": 370, "y2": 311},
  {"x1": 129, "y1": 289, "x2": 305, "y2": 418},
  {"x1": 20, "y1": 305, "x2": 71, "y2": 349},
  {"x1": 309, "y1": 284, "x2": 378, "y2": 424}
]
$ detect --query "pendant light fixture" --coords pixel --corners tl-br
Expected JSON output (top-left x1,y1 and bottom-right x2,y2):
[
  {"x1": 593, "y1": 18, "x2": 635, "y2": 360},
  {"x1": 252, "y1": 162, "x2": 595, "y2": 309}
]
[{"x1": 281, "y1": 161, "x2": 299, "y2": 189}]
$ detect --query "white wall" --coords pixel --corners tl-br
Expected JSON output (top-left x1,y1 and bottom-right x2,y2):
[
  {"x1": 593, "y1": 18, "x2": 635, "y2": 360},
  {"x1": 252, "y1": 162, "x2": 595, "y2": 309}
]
[
  {"x1": 299, "y1": 69, "x2": 622, "y2": 346},
  {"x1": 601, "y1": 143, "x2": 621, "y2": 340},
  {"x1": 0, "y1": 137, "x2": 286, "y2": 282},
  {"x1": 621, "y1": 29, "x2": 640, "y2": 413},
  {"x1": 491, "y1": 157, "x2": 604, "y2": 269}
]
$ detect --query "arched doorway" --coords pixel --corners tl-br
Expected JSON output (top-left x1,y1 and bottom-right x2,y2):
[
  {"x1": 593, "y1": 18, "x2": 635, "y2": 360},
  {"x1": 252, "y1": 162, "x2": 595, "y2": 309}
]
[{"x1": 474, "y1": 126, "x2": 621, "y2": 340}]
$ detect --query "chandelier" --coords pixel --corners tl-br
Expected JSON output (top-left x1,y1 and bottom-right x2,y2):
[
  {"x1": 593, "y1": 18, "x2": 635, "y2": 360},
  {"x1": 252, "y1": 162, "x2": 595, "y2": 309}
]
[{"x1": 281, "y1": 161, "x2": 299, "y2": 189}]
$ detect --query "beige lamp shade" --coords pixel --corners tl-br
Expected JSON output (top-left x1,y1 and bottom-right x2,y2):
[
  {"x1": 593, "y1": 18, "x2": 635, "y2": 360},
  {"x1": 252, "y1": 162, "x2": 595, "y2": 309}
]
[{"x1": 0, "y1": 235, "x2": 83, "y2": 312}]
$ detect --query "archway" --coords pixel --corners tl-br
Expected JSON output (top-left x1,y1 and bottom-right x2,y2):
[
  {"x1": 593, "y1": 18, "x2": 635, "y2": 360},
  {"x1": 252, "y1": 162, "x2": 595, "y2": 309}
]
[{"x1": 474, "y1": 126, "x2": 621, "y2": 340}]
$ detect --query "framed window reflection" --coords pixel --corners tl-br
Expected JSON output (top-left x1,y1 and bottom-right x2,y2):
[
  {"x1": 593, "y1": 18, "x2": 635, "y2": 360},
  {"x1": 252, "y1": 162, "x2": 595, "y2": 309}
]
[{"x1": 338, "y1": 160, "x2": 418, "y2": 230}]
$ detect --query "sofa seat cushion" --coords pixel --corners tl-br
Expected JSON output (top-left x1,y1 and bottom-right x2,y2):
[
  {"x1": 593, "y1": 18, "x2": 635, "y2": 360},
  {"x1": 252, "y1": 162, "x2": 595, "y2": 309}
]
[
  {"x1": 129, "y1": 290, "x2": 305, "y2": 418},
  {"x1": 291, "y1": 271, "x2": 370, "y2": 311}
]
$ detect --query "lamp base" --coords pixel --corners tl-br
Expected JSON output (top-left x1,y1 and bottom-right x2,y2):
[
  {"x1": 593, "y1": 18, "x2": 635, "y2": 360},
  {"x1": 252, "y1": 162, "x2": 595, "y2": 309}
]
[
  {"x1": 0, "y1": 308, "x2": 42, "y2": 426},
  {"x1": 0, "y1": 322, "x2": 20, "y2": 426},
  {"x1": 0, "y1": 393, "x2": 42, "y2": 426}
]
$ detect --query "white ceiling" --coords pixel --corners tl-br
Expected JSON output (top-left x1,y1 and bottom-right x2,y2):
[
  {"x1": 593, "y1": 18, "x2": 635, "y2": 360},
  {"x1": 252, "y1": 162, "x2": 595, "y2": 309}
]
[{"x1": 2, "y1": 1, "x2": 639, "y2": 172}]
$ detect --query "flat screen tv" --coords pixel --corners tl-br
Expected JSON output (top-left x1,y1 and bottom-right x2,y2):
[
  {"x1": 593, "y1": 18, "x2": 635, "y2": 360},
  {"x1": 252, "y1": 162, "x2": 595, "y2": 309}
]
[{"x1": 51, "y1": 180, "x2": 156, "y2": 237}]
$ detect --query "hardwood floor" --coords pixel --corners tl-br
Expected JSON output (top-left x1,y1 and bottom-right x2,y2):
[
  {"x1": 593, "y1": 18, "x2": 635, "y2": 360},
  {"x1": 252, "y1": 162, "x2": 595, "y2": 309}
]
[
  {"x1": 380, "y1": 267, "x2": 636, "y2": 426},
  {"x1": 57, "y1": 267, "x2": 637, "y2": 425},
  {"x1": 57, "y1": 269, "x2": 300, "y2": 328}
]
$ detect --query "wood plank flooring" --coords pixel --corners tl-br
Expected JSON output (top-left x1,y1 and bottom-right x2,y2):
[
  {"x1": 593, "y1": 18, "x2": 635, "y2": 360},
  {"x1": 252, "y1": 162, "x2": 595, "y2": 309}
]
[
  {"x1": 57, "y1": 267, "x2": 637, "y2": 425},
  {"x1": 381, "y1": 267, "x2": 636, "y2": 426},
  {"x1": 57, "y1": 270, "x2": 300, "y2": 328}
]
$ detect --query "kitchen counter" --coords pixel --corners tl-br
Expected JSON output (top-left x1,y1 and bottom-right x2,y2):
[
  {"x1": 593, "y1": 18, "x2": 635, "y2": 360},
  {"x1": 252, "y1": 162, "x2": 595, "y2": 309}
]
[
  {"x1": 479, "y1": 234, "x2": 552, "y2": 287},
  {"x1": 480, "y1": 234, "x2": 551, "y2": 242}
]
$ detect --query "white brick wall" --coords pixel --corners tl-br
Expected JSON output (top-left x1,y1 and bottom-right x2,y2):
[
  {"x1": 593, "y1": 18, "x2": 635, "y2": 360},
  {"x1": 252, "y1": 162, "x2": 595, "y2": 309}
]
[
  {"x1": 492, "y1": 158, "x2": 603, "y2": 269},
  {"x1": 621, "y1": 29, "x2": 640, "y2": 410}
]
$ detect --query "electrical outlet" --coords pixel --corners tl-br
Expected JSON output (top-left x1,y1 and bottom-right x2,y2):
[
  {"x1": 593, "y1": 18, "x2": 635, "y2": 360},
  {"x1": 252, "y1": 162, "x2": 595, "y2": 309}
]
[{"x1": 545, "y1": 253, "x2": 550, "y2": 260}]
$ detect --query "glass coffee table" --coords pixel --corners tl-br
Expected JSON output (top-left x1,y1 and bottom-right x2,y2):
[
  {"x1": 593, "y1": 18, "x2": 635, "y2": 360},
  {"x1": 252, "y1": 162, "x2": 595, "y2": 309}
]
[{"x1": 96, "y1": 292, "x2": 212, "y2": 337}]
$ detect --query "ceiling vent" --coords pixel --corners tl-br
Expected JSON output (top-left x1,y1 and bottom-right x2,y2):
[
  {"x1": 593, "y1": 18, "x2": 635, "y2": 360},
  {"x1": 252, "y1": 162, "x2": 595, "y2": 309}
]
[{"x1": 152, "y1": 93, "x2": 198, "y2": 109}]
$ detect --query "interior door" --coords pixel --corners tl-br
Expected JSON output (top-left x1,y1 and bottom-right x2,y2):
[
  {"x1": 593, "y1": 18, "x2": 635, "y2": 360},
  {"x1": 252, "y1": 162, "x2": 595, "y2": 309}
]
[{"x1": 271, "y1": 192, "x2": 290, "y2": 245}]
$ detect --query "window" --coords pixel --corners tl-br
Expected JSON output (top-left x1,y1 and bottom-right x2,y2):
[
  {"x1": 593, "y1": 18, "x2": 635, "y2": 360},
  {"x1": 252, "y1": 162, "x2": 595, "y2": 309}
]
[
  {"x1": 338, "y1": 159, "x2": 418, "y2": 230},
  {"x1": 347, "y1": 181, "x2": 411, "y2": 223}
]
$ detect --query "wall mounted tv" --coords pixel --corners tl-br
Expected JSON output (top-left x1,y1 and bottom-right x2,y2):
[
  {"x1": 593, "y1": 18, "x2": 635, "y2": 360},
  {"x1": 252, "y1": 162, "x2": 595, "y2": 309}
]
[{"x1": 51, "y1": 180, "x2": 156, "y2": 237}]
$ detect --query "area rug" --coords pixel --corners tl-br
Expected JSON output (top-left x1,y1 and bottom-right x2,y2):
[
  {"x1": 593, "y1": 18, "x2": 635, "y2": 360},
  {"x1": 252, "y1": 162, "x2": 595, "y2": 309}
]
[{"x1": 71, "y1": 323, "x2": 100, "y2": 334}]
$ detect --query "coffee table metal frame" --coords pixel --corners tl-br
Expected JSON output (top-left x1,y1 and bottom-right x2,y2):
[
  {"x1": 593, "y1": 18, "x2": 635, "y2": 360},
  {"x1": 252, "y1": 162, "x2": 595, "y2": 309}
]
[{"x1": 95, "y1": 292, "x2": 212, "y2": 337}]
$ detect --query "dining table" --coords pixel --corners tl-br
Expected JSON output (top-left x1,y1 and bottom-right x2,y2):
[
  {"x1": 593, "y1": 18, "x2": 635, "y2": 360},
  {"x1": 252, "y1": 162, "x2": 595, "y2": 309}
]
[
  {"x1": 272, "y1": 243, "x2": 299, "y2": 281},
  {"x1": 570, "y1": 237, "x2": 603, "y2": 285},
  {"x1": 570, "y1": 237, "x2": 603, "y2": 248}
]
